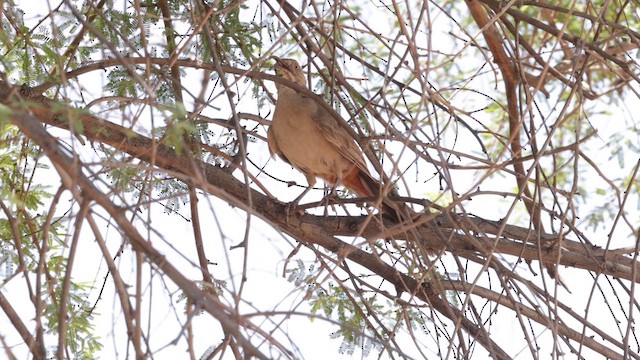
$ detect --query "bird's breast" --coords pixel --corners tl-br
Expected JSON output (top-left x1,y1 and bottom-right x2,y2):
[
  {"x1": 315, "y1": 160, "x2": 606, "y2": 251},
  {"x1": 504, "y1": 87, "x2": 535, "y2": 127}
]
[{"x1": 271, "y1": 96, "x2": 354, "y2": 181}]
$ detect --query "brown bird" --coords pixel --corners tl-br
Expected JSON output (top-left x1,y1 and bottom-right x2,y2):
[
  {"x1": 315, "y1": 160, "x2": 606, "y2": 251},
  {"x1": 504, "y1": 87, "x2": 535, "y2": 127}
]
[{"x1": 267, "y1": 57, "x2": 402, "y2": 220}]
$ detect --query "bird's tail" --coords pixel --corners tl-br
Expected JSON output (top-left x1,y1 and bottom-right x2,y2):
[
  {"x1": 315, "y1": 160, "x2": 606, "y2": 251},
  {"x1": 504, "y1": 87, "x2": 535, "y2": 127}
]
[{"x1": 343, "y1": 167, "x2": 411, "y2": 223}]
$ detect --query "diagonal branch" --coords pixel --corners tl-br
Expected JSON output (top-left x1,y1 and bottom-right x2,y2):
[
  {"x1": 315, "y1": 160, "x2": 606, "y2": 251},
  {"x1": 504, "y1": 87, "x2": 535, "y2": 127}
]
[
  {"x1": 8, "y1": 110, "x2": 272, "y2": 360},
  {"x1": 3, "y1": 79, "x2": 640, "y2": 281}
]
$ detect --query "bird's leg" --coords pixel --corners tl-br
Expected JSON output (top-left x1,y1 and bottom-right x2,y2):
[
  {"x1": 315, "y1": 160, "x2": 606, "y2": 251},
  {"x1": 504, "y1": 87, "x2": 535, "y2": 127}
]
[
  {"x1": 320, "y1": 177, "x2": 342, "y2": 217},
  {"x1": 284, "y1": 176, "x2": 316, "y2": 220},
  {"x1": 320, "y1": 185, "x2": 333, "y2": 217},
  {"x1": 288, "y1": 186, "x2": 312, "y2": 211}
]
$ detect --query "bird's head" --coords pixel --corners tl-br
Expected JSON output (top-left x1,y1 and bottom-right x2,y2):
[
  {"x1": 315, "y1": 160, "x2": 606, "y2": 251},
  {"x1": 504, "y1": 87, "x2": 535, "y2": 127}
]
[{"x1": 272, "y1": 57, "x2": 306, "y2": 89}]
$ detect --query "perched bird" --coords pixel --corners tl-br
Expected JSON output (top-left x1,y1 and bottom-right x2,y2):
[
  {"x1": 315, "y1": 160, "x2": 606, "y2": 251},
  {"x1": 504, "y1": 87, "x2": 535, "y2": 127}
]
[{"x1": 267, "y1": 57, "x2": 403, "y2": 221}]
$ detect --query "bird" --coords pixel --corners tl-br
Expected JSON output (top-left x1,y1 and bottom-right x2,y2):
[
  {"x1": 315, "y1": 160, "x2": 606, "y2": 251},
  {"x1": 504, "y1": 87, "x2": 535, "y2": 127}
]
[{"x1": 267, "y1": 57, "x2": 404, "y2": 221}]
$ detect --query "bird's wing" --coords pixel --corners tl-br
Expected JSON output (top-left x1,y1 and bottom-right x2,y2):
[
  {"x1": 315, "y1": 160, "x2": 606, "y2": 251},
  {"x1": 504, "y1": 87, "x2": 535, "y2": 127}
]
[{"x1": 311, "y1": 103, "x2": 370, "y2": 174}]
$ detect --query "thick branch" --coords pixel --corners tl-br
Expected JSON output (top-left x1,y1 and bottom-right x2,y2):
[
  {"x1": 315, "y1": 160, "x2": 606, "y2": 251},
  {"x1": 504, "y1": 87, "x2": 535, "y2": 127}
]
[
  {"x1": 3, "y1": 81, "x2": 637, "y2": 282},
  {"x1": 0, "y1": 291, "x2": 45, "y2": 359}
]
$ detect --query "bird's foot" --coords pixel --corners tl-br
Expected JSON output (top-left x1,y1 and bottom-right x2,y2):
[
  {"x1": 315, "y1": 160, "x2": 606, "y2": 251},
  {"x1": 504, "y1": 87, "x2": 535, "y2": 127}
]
[
  {"x1": 320, "y1": 192, "x2": 339, "y2": 206},
  {"x1": 284, "y1": 201, "x2": 305, "y2": 223},
  {"x1": 283, "y1": 186, "x2": 313, "y2": 223},
  {"x1": 320, "y1": 193, "x2": 340, "y2": 217}
]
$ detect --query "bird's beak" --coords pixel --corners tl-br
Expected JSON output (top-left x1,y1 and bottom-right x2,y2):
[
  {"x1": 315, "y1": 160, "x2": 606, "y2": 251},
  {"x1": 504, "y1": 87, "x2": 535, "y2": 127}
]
[{"x1": 271, "y1": 56, "x2": 287, "y2": 76}]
